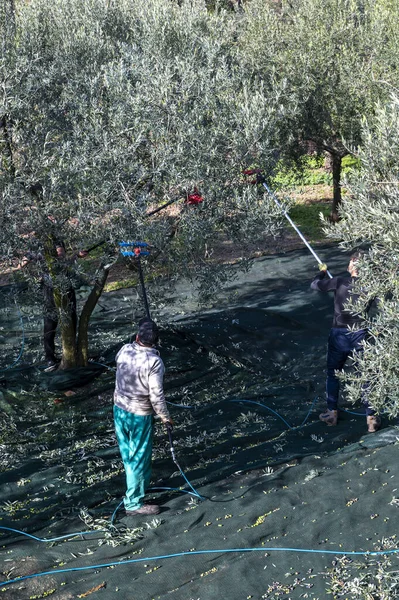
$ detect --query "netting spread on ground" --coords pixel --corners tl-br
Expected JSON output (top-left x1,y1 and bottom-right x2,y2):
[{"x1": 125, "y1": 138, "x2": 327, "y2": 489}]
[{"x1": 1, "y1": 247, "x2": 399, "y2": 599}]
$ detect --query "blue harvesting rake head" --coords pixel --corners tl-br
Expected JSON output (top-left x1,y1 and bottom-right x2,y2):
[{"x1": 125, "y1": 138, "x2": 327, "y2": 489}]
[{"x1": 118, "y1": 241, "x2": 150, "y2": 257}]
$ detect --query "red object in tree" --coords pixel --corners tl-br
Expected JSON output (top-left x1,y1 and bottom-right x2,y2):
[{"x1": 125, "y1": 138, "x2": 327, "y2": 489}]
[
  {"x1": 242, "y1": 168, "x2": 262, "y2": 176},
  {"x1": 185, "y1": 188, "x2": 204, "y2": 205},
  {"x1": 242, "y1": 168, "x2": 263, "y2": 185}
]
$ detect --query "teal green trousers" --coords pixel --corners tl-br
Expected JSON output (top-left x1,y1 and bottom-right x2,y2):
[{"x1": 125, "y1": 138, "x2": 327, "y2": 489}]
[{"x1": 113, "y1": 405, "x2": 154, "y2": 511}]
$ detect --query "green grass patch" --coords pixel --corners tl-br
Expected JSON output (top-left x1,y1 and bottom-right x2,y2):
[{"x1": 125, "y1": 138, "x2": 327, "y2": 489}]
[
  {"x1": 272, "y1": 155, "x2": 332, "y2": 188},
  {"x1": 104, "y1": 278, "x2": 138, "y2": 292},
  {"x1": 271, "y1": 153, "x2": 361, "y2": 189},
  {"x1": 288, "y1": 202, "x2": 331, "y2": 240},
  {"x1": 341, "y1": 154, "x2": 361, "y2": 173}
]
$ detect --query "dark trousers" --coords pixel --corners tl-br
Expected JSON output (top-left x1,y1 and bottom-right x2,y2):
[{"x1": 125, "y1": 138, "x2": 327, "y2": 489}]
[{"x1": 326, "y1": 327, "x2": 373, "y2": 415}]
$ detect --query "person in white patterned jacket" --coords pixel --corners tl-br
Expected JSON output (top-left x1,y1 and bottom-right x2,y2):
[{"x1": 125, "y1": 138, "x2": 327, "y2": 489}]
[{"x1": 113, "y1": 318, "x2": 173, "y2": 516}]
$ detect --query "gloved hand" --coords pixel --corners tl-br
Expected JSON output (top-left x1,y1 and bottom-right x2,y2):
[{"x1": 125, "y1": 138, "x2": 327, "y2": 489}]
[{"x1": 318, "y1": 263, "x2": 328, "y2": 272}]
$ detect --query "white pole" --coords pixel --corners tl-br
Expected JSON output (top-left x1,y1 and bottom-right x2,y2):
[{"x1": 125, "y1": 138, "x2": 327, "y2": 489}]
[{"x1": 261, "y1": 180, "x2": 333, "y2": 279}]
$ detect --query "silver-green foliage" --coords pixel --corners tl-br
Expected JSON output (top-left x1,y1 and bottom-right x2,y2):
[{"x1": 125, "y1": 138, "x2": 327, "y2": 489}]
[
  {"x1": 326, "y1": 551, "x2": 399, "y2": 600},
  {"x1": 0, "y1": 0, "x2": 286, "y2": 301},
  {"x1": 324, "y1": 96, "x2": 399, "y2": 416},
  {"x1": 239, "y1": 0, "x2": 399, "y2": 168}
]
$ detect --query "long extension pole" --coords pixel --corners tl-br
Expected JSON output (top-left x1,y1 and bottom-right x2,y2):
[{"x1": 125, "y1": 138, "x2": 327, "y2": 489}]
[
  {"x1": 137, "y1": 257, "x2": 151, "y2": 320},
  {"x1": 260, "y1": 179, "x2": 333, "y2": 279}
]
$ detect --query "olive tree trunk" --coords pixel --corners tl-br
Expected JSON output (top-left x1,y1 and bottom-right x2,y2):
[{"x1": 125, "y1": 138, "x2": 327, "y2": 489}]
[
  {"x1": 54, "y1": 266, "x2": 110, "y2": 370},
  {"x1": 330, "y1": 153, "x2": 343, "y2": 222},
  {"x1": 76, "y1": 266, "x2": 110, "y2": 367}
]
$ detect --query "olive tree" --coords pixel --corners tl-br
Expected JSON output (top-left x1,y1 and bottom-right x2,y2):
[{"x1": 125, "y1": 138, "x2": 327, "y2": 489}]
[
  {"x1": 323, "y1": 95, "x2": 399, "y2": 417},
  {"x1": 238, "y1": 0, "x2": 397, "y2": 219},
  {"x1": 0, "y1": 0, "x2": 288, "y2": 369}
]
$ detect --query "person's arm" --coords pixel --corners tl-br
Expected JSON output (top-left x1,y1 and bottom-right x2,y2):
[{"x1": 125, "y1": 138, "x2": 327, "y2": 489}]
[
  {"x1": 310, "y1": 267, "x2": 339, "y2": 292},
  {"x1": 148, "y1": 358, "x2": 172, "y2": 425}
]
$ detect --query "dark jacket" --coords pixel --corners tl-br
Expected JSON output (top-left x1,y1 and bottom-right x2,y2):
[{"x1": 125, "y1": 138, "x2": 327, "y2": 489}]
[{"x1": 311, "y1": 272, "x2": 367, "y2": 329}]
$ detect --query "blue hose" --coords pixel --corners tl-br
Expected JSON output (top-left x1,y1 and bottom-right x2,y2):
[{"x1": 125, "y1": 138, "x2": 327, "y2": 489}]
[
  {"x1": 166, "y1": 401, "x2": 195, "y2": 408},
  {"x1": 1, "y1": 544, "x2": 399, "y2": 588},
  {"x1": 230, "y1": 396, "x2": 318, "y2": 430},
  {"x1": 0, "y1": 394, "x2": 391, "y2": 590},
  {"x1": 110, "y1": 500, "x2": 124, "y2": 526},
  {"x1": 0, "y1": 525, "x2": 108, "y2": 543}
]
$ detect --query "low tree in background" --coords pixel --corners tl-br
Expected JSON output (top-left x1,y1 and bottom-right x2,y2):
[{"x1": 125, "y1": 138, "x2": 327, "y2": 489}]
[
  {"x1": 239, "y1": 0, "x2": 399, "y2": 220},
  {"x1": 0, "y1": 0, "x2": 290, "y2": 369},
  {"x1": 324, "y1": 96, "x2": 399, "y2": 417}
]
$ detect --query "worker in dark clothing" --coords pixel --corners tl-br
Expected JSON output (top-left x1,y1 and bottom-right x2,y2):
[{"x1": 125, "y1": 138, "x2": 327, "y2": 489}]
[{"x1": 311, "y1": 251, "x2": 380, "y2": 433}]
